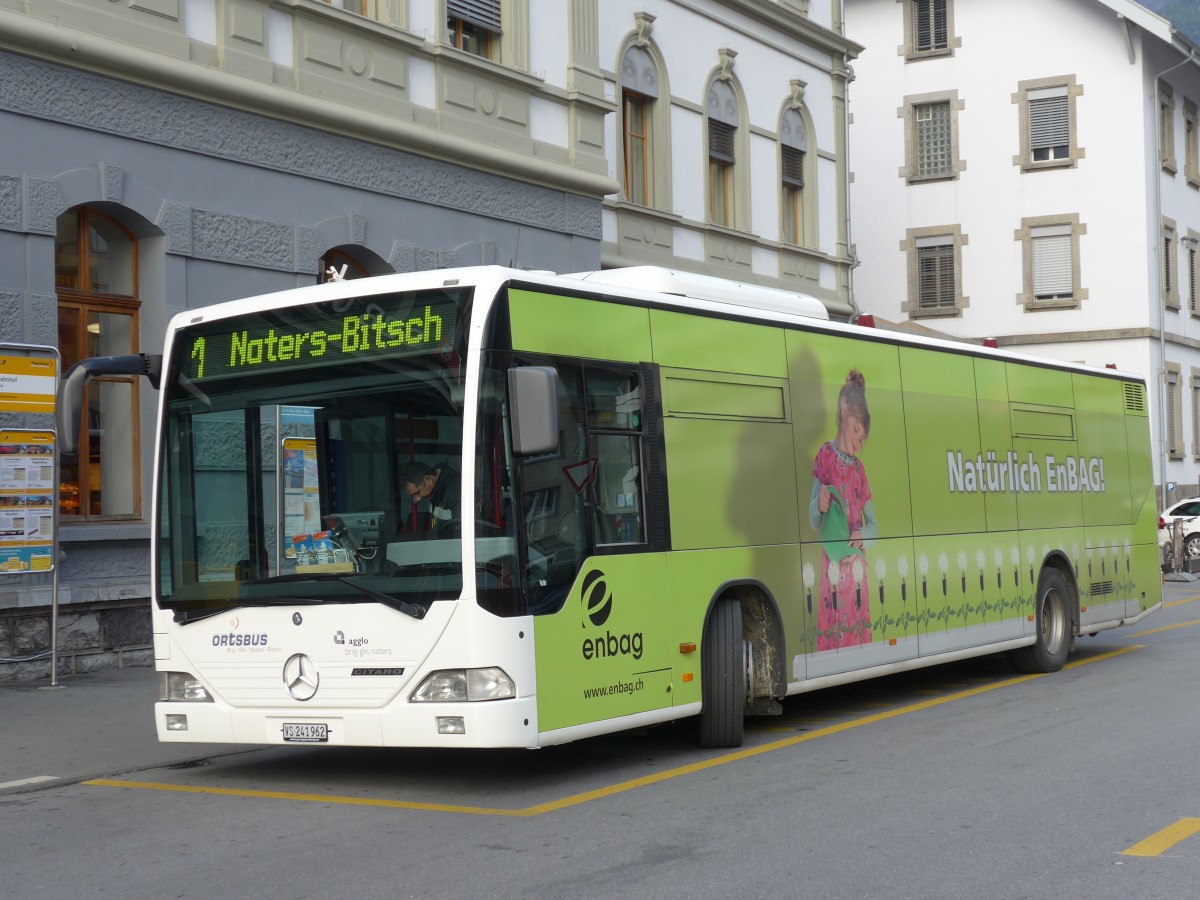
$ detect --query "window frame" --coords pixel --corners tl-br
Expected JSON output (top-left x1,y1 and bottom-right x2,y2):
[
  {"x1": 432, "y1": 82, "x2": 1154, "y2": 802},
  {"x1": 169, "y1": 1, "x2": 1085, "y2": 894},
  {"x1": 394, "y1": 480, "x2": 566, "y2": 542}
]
[
  {"x1": 55, "y1": 204, "x2": 144, "y2": 523},
  {"x1": 1164, "y1": 217, "x2": 1179, "y2": 311},
  {"x1": 1013, "y1": 76, "x2": 1084, "y2": 172},
  {"x1": 705, "y1": 73, "x2": 749, "y2": 232},
  {"x1": 442, "y1": 0, "x2": 527, "y2": 69},
  {"x1": 779, "y1": 103, "x2": 816, "y2": 248},
  {"x1": 1185, "y1": 98, "x2": 1199, "y2": 187},
  {"x1": 622, "y1": 89, "x2": 652, "y2": 206},
  {"x1": 1191, "y1": 368, "x2": 1200, "y2": 462},
  {"x1": 901, "y1": 225, "x2": 968, "y2": 318},
  {"x1": 613, "y1": 29, "x2": 672, "y2": 215},
  {"x1": 902, "y1": 0, "x2": 956, "y2": 61},
  {"x1": 1160, "y1": 81, "x2": 1177, "y2": 175},
  {"x1": 1015, "y1": 214, "x2": 1087, "y2": 311},
  {"x1": 1167, "y1": 363, "x2": 1183, "y2": 460},
  {"x1": 899, "y1": 90, "x2": 964, "y2": 183}
]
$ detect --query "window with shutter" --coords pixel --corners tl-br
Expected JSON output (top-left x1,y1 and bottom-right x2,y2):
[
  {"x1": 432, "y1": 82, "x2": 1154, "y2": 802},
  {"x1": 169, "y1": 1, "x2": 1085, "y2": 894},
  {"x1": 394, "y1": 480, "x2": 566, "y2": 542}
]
[
  {"x1": 1031, "y1": 225, "x2": 1073, "y2": 301},
  {"x1": 1168, "y1": 370, "x2": 1180, "y2": 456},
  {"x1": 1029, "y1": 88, "x2": 1069, "y2": 161},
  {"x1": 709, "y1": 120, "x2": 734, "y2": 165},
  {"x1": 912, "y1": 0, "x2": 948, "y2": 53},
  {"x1": 1192, "y1": 373, "x2": 1200, "y2": 460},
  {"x1": 916, "y1": 239, "x2": 955, "y2": 310},
  {"x1": 782, "y1": 146, "x2": 804, "y2": 188},
  {"x1": 448, "y1": 0, "x2": 500, "y2": 57}
]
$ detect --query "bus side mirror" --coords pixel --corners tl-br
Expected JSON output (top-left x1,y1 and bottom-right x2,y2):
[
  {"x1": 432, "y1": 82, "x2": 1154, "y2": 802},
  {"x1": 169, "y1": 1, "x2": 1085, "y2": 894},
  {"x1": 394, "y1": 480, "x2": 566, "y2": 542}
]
[
  {"x1": 508, "y1": 366, "x2": 559, "y2": 456},
  {"x1": 57, "y1": 354, "x2": 162, "y2": 456}
]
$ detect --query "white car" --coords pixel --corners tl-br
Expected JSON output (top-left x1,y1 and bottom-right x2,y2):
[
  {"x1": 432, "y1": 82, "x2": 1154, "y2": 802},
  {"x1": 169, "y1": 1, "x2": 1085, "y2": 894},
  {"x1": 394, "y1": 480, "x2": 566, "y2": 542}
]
[{"x1": 1159, "y1": 497, "x2": 1200, "y2": 561}]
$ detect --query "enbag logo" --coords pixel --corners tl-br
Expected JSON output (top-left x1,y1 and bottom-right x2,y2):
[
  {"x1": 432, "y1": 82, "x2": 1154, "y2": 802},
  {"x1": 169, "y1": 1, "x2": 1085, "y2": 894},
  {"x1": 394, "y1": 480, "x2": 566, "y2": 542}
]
[
  {"x1": 579, "y1": 568, "x2": 643, "y2": 661},
  {"x1": 582, "y1": 569, "x2": 613, "y2": 627}
]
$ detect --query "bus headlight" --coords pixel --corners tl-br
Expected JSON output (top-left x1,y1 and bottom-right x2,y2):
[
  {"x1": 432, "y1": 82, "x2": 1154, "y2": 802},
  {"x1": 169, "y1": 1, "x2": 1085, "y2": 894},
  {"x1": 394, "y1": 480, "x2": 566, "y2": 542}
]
[
  {"x1": 158, "y1": 671, "x2": 213, "y2": 702},
  {"x1": 410, "y1": 667, "x2": 515, "y2": 702}
]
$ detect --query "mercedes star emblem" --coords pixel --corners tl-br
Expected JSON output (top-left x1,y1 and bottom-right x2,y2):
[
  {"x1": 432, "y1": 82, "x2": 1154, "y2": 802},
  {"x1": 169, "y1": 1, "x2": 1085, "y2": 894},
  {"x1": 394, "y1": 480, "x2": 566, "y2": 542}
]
[{"x1": 282, "y1": 653, "x2": 319, "y2": 702}]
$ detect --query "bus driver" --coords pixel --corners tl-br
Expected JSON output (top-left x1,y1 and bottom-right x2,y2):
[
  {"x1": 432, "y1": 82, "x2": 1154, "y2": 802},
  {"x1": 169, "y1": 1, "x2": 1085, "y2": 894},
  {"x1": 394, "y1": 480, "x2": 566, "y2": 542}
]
[{"x1": 399, "y1": 460, "x2": 461, "y2": 533}]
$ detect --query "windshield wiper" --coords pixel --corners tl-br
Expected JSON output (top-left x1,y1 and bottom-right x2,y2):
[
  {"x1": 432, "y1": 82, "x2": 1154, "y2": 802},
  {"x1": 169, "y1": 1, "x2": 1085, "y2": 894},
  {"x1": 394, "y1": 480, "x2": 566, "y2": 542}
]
[
  {"x1": 245, "y1": 573, "x2": 427, "y2": 619},
  {"x1": 174, "y1": 596, "x2": 326, "y2": 625}
]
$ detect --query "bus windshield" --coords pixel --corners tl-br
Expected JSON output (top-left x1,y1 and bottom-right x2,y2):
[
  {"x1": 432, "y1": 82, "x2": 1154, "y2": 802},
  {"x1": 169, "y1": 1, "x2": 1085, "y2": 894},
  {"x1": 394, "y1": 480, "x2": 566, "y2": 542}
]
[{"x1": 156, "y1": 287, "x2": 472, "y2": 621}]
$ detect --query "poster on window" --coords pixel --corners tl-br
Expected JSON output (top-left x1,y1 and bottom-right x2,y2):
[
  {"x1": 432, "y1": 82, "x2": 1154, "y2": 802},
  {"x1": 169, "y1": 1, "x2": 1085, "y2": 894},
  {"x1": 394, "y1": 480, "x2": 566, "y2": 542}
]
[
  {"x1": 0, "y1": 430, "x2": 55, "y2": 573},
  {"x1": 281, "y1": 437, "x2": 321, "y2": 550}
]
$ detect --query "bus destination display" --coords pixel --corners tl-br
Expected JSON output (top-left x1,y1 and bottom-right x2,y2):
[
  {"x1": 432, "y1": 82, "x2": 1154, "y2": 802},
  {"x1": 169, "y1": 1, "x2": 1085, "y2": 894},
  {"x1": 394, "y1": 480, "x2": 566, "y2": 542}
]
[{"x1": 183, "y1": 293, "x2": 461, "y2": 383}]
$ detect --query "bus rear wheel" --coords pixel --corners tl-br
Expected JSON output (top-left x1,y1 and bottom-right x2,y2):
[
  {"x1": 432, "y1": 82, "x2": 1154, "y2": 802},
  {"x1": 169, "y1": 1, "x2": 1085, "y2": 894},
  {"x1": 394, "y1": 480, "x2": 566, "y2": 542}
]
[
  {"x1": 1011, "y1": 568, "x2": 1071, "y2": 674},
  {"x1": 699, "y1": 598, "x2": 746, "y2": 748}
]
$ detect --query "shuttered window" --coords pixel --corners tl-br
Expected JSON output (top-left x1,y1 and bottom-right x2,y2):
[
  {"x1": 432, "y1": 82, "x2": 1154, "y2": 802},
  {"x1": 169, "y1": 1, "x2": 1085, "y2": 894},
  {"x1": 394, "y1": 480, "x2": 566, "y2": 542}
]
[
  {"x1": 1189, "y1": 243, "x2": 1197, "y2": 312},
  {"x1": 1168, "y1": 370, "x2": 1179, "y2": 455},
  {"x1": 448, "y1": 0, "x2": 501, "y2": 32},
  {"x1": 709, "y1": 120, "x2": 735, "y2": 165},
  {"x1": 1029, "y1": 87, "x2": 1069, "y2": 161},
  {"x1": 916, "y1": 237, "x2": 955, "y2": 310},
  {"x1": 782, "y1": 146, "x2": 804, "y2": 188},
  {"x1": 916, "y1": 101, "x2": 952, "y2": 177},
  {"x1": 913, "y1": 0, "x2": 948, "y2": 52},
  {"x1": 1031, "y1": 225, "x2": 1073, "y2": 300}
]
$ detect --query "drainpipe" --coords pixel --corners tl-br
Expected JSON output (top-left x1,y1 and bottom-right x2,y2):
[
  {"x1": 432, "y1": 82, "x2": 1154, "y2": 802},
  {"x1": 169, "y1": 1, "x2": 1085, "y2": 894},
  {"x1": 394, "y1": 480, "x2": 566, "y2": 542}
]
[
  {"x1": 842, "y1": 52, "x2": 862, "y2": 323},
  {"x1": 1153, "y1": 35, "x2": 1197, "y2": 512}
]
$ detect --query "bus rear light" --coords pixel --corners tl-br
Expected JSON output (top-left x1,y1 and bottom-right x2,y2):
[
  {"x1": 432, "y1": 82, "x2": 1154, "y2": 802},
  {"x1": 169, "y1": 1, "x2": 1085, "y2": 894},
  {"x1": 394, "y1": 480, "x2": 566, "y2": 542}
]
[
  {"x1": 159, "y1": 672, "x2": 213, "y2": 702},
  {"x1": 437, "y1": 716, "x2": 466, "y2": 735},
  {"x1": 410, "y1": 667, "x2": 515, "y2": 703}
]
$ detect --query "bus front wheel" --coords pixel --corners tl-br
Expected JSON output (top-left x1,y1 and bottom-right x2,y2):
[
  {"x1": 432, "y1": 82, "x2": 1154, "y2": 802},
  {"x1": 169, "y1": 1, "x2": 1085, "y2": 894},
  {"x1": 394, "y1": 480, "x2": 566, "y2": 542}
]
[
  {"x1": 698, "y1": 598, "x2": 745, "y2": 748},
  {"x1": 1011, "y1": 568, "x2": 1071, "y2": 674}
]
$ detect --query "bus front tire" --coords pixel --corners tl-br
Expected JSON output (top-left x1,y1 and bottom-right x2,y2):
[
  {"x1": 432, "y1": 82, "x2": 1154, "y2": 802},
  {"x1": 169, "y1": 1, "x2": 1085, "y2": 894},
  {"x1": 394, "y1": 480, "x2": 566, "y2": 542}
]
[
  {"x1": 1011, "y1": 568, "x2": 1071, "y2": 674},
  {"x1": 699, "y1": 598, "x2": 745, "y2": 748}
]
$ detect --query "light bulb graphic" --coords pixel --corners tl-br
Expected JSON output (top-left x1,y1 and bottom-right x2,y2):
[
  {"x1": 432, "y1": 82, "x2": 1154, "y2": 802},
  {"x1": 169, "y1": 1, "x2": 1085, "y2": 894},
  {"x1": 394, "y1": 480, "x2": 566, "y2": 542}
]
[{"x1": 803, "y1": 562, "x2": 815, "y2": 615}]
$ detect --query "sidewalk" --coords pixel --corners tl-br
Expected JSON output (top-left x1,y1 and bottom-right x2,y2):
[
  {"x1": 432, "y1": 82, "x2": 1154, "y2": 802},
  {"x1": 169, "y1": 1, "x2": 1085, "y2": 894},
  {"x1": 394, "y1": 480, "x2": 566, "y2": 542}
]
[{"x1": 0, "y1": 664, "x2": 234, "y2": 795}]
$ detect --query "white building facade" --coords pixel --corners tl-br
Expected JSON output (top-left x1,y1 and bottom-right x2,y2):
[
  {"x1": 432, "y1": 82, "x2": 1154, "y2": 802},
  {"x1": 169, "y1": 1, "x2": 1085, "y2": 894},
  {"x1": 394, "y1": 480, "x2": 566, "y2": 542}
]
[
  {"x1": 845, "y1": 0, "x2": 1200, "y2": 506},
  {"x1": 595, "y1": 1, "x2": 862, "y2": 319}
]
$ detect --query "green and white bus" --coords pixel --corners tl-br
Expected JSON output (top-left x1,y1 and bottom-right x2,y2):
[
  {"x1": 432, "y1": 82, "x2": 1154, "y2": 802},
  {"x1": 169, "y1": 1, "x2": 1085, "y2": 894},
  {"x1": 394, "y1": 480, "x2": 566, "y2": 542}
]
[{"x1": 59, "y1": 265, "x2": 1161, "y2": 749}]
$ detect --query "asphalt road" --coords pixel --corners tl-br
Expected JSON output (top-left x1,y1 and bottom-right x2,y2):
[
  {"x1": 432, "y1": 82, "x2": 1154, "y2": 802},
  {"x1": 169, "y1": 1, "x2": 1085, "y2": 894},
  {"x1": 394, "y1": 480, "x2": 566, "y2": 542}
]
[{"x1": 2, "y1": 583, "x2": 1198, "y2": 899}]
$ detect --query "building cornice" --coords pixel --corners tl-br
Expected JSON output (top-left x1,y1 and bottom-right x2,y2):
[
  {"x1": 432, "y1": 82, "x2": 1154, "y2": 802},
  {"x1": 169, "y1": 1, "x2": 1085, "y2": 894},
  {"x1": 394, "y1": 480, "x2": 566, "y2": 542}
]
[{"x1": 0, "y1": 11, "x2": 620, "y2": 198}]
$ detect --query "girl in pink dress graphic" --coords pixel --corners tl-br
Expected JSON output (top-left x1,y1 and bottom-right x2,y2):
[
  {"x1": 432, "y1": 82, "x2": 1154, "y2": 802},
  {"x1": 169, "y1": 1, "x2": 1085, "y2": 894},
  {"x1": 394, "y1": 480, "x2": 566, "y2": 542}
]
[{"x1": 809, "y1": 369, "x2": 878, "y2": 650}]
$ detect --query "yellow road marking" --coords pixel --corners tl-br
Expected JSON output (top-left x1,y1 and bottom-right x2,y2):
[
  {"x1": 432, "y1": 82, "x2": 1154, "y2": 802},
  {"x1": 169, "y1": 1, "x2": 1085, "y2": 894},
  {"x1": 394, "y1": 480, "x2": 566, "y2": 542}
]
[
  {"x1": 1129, "y1": 618, "x2": 1200, "y2": 637},
  {"x1": 86, "y1": 645, "x2": 1143, "y2": 818},
  {"x1": 1122, "y1": 818, "x2": 1200, "y2": 857},
  {"x1": 1163, "y1": 596, "x2": 1200, "y2": 607}
]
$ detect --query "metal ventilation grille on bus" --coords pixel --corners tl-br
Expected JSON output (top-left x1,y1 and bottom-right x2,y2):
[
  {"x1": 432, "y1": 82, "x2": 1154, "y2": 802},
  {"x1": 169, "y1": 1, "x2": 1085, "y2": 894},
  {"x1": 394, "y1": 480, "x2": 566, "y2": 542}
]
[
  {"x1": 1123, "y1": 382, "x2": 1146, "y2": 413},
  {"x1": 1089, "y1": 581, "x2": 1114, "y2": 597}
]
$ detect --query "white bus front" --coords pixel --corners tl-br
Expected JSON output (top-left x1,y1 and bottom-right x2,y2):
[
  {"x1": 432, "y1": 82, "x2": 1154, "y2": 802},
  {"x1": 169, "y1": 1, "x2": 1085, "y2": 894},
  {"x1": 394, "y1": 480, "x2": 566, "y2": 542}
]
[{"x1": 152, "y1": 278, "x2": 541, "y2": 748}]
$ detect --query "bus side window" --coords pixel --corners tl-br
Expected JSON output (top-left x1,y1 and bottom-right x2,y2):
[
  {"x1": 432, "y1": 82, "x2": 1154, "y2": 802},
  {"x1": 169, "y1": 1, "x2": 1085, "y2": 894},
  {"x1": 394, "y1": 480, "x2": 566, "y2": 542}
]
[{"x1": 586, "y1": 369, "x2": 644, "y2": 545}]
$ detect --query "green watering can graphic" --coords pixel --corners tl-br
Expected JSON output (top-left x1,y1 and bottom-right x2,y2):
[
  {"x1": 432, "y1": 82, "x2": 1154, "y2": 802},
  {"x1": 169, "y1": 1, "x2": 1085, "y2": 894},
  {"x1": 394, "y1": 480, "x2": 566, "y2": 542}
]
[{"x1": 821, "y1": 485, "x2": 864, "y2": 563}]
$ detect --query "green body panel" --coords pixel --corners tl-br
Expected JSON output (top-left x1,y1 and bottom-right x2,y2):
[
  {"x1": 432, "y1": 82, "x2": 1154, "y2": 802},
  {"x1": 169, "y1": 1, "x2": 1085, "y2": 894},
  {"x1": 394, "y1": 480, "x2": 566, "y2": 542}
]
[
  {"x1": 1011, "y1": 366, "x2": 1083, "y2": 531},
  {"x1": 509, "y1": 289, "x2": 652, "y2": 362},
  {"x1": 975, "y1": 359, "x2": 1019, "y2": 532},
  {"x1": 504, "y1": 288, "x2": 1161, "y2": 738},
  {"x1": 900, "y1": 348, "x2": 984, "y2": 538},
  {"x1": 533, "y1": 554, "x2": 672, "y2": 734},
  {"x1": 649, "y1": 309, "x2": 788, "y2": 377}
]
